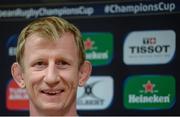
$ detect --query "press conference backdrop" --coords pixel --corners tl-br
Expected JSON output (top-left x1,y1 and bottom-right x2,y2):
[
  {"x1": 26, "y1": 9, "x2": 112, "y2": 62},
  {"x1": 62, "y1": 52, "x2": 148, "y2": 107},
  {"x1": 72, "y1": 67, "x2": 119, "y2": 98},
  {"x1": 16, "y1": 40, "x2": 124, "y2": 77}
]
[{"x1": 0, "y1": 0, "x2": 179, "y2": 116}]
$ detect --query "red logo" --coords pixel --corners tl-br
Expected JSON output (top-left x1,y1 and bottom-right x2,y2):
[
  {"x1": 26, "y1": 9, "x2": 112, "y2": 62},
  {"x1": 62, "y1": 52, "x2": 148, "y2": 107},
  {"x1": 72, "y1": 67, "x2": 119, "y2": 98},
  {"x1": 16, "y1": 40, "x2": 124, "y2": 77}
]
[
  {"x1": 6, "y1": 79, "x2": 29, "y2": 110},
  {"x1": 84, "y1": 38, "x2": 94, "y2": 50},
  {"x1": 143, "y1": 80, "x2": 155, "y2": 93}
]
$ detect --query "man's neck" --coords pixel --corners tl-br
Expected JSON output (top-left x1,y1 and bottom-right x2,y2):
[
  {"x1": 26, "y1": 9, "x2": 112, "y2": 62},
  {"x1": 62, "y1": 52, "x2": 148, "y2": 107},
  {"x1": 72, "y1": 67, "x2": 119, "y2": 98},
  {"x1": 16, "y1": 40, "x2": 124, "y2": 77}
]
[{"x1": 29, "y1": 102, "x2": 78, "y2": 116}]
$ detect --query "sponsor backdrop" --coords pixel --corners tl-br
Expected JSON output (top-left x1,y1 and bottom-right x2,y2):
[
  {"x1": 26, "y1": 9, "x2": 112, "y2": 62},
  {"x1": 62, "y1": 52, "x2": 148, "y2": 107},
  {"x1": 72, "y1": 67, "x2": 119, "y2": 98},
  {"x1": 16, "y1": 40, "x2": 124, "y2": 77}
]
[{"x1": 0, "y1": 0, "x2": 179, "y2": 116}]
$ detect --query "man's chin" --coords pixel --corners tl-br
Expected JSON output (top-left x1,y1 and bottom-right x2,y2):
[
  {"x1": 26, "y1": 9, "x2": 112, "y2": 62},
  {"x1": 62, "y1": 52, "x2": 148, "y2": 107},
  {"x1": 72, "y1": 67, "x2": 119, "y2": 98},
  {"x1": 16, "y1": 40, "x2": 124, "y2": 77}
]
[{"x1": 40, "y1": 102, "x2": 64, "y2": 110}]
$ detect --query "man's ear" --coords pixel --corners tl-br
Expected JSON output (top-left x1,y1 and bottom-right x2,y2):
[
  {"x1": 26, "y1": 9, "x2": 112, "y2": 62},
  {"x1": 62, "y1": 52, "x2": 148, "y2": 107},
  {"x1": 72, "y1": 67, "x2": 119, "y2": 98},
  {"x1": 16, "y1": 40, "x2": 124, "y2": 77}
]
[
  {"x1": 11, "y1": 62, "x2": 25, "y2": 88},
  {"x1": 78, "y1": 61, "x2": 92, "y2": 87}
]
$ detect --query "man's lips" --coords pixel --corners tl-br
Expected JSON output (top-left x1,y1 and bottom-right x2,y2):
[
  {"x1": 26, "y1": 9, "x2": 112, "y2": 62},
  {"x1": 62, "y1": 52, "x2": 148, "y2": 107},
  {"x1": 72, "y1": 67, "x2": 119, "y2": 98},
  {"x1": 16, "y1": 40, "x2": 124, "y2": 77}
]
[{"x1": 41, "y1": 89, "x2": 65, "y2": 96}]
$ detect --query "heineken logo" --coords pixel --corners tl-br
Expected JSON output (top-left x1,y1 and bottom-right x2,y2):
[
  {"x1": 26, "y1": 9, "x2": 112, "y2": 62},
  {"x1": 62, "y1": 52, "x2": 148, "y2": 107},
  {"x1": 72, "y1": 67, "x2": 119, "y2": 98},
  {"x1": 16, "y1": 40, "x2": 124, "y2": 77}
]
[
  {"x1": 124, "y1": 75, "x2": 175, "y2": 110},
  {"x1": 82, "y1": 32, "x2": 113, "y2": 66},
  {"x1": 84, "y1": 38, "x2": 95, "y2": 50},
  {"x1": 128, "y1": 94, "x2": 170, "y2": 104},
  {"x1": 141, "y1": 80, "x2": 157, "y2": 93},
  {"x1": 129, "y1": 80, "x2": 170, "y2": 104}
]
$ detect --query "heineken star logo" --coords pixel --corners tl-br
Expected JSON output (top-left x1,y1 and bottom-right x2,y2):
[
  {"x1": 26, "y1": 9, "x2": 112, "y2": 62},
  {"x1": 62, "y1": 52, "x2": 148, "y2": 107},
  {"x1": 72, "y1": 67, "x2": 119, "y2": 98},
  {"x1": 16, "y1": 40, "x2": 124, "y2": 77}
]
[
  {"x1": 84, "y1": 38, "x2": 94, "y2": 50},
  {"x1": 143, "y1": 80, "x2": 155, "y2": 93}
]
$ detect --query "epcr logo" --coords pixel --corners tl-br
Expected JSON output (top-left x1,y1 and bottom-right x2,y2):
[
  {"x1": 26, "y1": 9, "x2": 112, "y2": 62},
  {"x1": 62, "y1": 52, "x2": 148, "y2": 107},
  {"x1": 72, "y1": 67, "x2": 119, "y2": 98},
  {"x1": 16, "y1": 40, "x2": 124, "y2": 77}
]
[{"x1": 6, "y1": 34, "x2": 18, "y2": 57}]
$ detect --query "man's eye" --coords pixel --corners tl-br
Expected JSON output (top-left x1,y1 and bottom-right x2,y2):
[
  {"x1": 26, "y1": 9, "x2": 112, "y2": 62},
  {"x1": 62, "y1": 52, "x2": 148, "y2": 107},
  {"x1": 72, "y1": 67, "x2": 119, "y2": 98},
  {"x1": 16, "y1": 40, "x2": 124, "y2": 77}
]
[
  {"x1": 36, "y1": 61, "x2": 45, "y2": 66},
  {"x1": 33, "y1": 61, "x2": 46, "y2": 69},
  {"x1": 56, "y1": 61, "x2": 69, "y2": 68},
  {"x1": 57, "y1": 61, "x2": 68, "y2": 65}
]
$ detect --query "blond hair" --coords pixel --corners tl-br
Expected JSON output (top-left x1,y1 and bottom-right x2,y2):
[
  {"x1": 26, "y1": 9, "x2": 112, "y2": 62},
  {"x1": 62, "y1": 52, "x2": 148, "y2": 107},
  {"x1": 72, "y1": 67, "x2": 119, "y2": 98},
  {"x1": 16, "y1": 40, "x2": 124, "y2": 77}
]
[{"x1": 16, "y1": 16, "x2": 85, "y2": 67}]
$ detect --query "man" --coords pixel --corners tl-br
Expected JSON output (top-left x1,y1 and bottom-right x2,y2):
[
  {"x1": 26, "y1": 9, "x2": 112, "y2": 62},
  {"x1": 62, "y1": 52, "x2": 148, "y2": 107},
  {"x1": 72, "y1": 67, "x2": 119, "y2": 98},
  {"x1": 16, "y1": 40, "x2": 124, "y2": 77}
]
[{"x1": 11, "y1": 16, "x2": 92, "y2": 116}]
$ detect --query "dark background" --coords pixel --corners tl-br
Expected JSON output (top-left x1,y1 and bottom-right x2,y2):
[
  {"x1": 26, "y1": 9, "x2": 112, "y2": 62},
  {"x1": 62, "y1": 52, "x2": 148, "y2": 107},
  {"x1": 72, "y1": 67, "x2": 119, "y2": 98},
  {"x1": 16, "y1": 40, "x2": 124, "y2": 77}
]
[{"x1": 0, "y1": 0, "x2": 179, "y2": 116}]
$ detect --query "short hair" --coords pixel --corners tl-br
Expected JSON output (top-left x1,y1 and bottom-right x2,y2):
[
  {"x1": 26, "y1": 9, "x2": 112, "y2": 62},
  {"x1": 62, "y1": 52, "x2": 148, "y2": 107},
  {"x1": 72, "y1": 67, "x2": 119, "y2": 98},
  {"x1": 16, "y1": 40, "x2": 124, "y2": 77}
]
[{"x1": 16, "y1": 16, "x2": 85, "y2": 67}]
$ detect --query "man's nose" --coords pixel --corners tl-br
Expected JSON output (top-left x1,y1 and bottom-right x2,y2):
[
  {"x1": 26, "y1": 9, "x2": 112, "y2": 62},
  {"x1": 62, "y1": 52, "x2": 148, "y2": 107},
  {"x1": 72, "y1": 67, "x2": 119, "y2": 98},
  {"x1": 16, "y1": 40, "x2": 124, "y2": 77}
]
[{"x1": 44, "y1": 63, "x2": 60, "y2": 86}]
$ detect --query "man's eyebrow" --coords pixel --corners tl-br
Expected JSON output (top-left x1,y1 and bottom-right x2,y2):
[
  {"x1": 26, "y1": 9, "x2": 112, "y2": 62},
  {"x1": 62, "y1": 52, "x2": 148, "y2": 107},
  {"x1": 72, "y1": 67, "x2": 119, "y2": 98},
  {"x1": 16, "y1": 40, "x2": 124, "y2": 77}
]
[{"x1": 56, "y1": 55, "x2": 74, "y2": 63}]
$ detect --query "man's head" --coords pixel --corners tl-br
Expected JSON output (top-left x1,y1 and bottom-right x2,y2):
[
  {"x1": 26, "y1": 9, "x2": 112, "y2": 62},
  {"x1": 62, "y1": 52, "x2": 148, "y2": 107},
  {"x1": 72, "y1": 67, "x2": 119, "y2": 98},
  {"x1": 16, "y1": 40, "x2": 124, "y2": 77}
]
[
  {"x1": 16, "y1": 16, "x2": 85, "y2": 68},
  {"x1": 11, "y1": 16, "x2": 92, "y2": 116}
]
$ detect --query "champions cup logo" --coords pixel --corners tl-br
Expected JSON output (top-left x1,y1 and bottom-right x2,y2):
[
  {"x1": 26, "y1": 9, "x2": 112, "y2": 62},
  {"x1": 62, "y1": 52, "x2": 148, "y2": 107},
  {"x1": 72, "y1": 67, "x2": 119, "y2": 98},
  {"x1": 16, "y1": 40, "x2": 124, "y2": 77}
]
[
  {"x1": 124, "y1": 75, "x2": 176, "y2": 110},
  {"x1": 83, "y1": 33, "x2": 113, "y2": 66},
  {"x1": 123, "y1": 30, "x2": 176, "y2": 65}
]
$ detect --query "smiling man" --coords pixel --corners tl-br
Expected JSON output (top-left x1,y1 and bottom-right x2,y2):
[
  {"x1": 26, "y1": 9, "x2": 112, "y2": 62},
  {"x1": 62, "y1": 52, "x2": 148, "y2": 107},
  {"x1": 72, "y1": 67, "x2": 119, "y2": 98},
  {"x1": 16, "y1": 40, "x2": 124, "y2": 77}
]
[{"x1": 11, "y1": 16, "x2": 92, "y2": 116}]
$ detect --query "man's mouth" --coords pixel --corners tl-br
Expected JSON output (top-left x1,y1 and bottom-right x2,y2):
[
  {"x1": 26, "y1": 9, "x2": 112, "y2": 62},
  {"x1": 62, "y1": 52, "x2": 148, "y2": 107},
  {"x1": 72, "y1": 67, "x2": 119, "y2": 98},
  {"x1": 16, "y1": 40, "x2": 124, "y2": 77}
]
[{"x1": 41, "y1": 89, "x2": 65, "y2": 95}]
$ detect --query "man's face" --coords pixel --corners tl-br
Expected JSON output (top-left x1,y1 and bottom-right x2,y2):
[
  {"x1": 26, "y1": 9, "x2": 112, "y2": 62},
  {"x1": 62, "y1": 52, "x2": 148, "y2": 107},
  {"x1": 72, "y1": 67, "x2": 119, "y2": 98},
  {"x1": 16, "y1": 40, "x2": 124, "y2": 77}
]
[{"x1": 21, "y1": 32, "x2": 80, "y2": 114}]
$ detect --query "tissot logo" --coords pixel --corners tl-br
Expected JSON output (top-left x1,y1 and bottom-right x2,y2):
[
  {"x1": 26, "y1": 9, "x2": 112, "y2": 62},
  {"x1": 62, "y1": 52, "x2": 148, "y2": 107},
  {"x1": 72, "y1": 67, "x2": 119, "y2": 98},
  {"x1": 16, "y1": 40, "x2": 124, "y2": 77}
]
[
  {"x1": 123, "y1": 75, "x2": 176, "y2": 110},
  {"x1": 143, "y1": 37, "x2": 156, "y2": 45},
  {"x1": 77, "y1": 76, "x2": 113, "y2": 110},
  {"x1": 82, "y1": 32, "x2": 113, "y2": 66},
  {"x1": 6, "y1": 79, "x2": 29, "y2": 110},
  {"x1": 123, "y1": 30, "x2": 176, "y2": 65}
]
